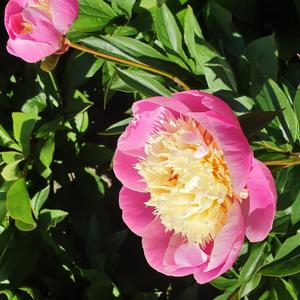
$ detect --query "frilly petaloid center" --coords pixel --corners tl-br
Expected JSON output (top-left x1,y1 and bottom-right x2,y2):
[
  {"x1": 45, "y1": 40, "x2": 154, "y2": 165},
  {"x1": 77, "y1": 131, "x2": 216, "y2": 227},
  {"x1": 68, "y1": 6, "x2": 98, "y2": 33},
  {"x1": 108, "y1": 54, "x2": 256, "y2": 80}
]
[
  {"x1": 136, "y1": 116, "x2": 236, "y2": 246},
  {"x1": 28, "y1": 0, "x2": 50, "y2": 12}
]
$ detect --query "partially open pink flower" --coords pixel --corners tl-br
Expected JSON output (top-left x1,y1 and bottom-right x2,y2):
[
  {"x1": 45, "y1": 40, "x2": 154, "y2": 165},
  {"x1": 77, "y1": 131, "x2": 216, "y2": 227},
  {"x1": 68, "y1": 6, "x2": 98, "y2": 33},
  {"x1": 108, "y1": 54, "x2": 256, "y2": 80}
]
[
  {"x1": 113, "y1": 91, "x2": 277, "y2": 283},
  {"x1": 4, "y1": 0, "x2": 78, "y2": 63}
]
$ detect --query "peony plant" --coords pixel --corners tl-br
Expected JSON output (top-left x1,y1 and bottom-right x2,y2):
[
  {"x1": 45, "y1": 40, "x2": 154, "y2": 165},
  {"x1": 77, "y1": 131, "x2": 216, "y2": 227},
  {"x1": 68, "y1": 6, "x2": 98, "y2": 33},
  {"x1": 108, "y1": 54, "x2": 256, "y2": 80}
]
[{"x1": 113, "y1": 91, "x2": 277, "y2": 283}]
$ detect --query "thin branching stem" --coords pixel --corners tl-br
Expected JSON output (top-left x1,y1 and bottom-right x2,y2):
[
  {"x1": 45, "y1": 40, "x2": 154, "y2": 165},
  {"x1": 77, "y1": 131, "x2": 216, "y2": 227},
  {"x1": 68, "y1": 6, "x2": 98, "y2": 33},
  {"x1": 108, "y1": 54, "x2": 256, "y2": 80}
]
[{"x1": 67, "y1": 40, "x2": 191, "y2": 91}]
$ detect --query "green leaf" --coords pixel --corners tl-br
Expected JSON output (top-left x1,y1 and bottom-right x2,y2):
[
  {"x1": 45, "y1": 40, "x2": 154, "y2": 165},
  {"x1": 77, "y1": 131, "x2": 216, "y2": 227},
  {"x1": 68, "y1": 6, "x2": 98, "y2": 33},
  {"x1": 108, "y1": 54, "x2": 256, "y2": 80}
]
[
  {"x1": 210, "y1": 276, "x2": 239, "y2": 290},
  {"x1": 213, "y1": 289, "x2": 238, "y2": 300},
  {"x1": 0, "y1": 188, "x2": 7, "y2": 224},
  {"x1": 39, "y1": 209, "x2": 68, "y2": 229},
  {"x1": 203, "y1": 57, "x2": 237, "y2": 91},
  {"x1": 294, "y1": 85, "x2": 300, "y2": 131},
  {"x1": 184, "y1": 6, "x2": 215, "y2": 75},
  {"x1": 15, "y1": 220, "x2": 37, "y2": 231},
  {"x1": 84, "y1": 167, "x2": 105, "y2": 196},
  {"x1": 239, "y1": 273, "x2": 262, "y2": 298},
  {"x1": 107, "y1": 36, "x2": 169, "y2": 60},
  {"x1": 83, "y1": 269, "x2": 114, "y2": 300},
  {"x1": 155, "y1": 3, "x2": 189, "y2": 69},
  {"x1": 64, "y1": 52, "x2": 104, "y2": 90},
  {"x1": 71, "y1": 0, "x2": 117, "y2": 32},
  {"x1": 275, "y1": 278, "x2": 298, "y2": 300},
  {"x1": 74, "y1": 111, "x2": 89, "y2": 133},
  {"x1": 6, "y1": 179, "x2": 36, "y2": 231},
  {"x1": 258, "y1": 291, "x2": 271, "y2": 300},
  {"x1": 112, "y1": 0, "x2": 136, "y2": 18},
  {"x1": 18, "y1": 286, "x2": 41, "y2": 299},
  {"x1": 204, "y1": 0, "x2": 244, "y2": 57},
  {"x1": 291, "y1": 190, "x2": 300, "y2": 225},
  {"x1": 0, "y1": 125, "x2": 20, "y2": 151},
  {"x1": 256, "y1": 79, "x2": 299, "y2": 143},
  {"x1": 259, "y1": 232, "x2": 300, "y2": 277},
  {"x1": 100, "y1": 117, "x2": 132, "y2": 136},
  {"x1": 31, "y1": 185, "x2": 50, "y2": 216},
  {"x1": 1, "y1": 159, "x2": 23, "y2": 181},
  {"x1": 65, "y1": 90, "x2": 93, "y2": 117},
  {"x1": 21, "y1": 92, "x2": 47, "y2": 114},
  {"x1": 0, "y1": 290, "x2": 20, "y2": 300},
  {"x1": 12, "y1": 112, "x2": 38, "y2": 157},
  {"x1": 240, "y1": 242, "x2": 267, "y2": 282},
  {"x1": 239, "y1": 34, "x2": 278, "y2": 95},
  {"x1": 239, "y1": 111, "x2": 280, "y2": 138},
  {"x1": 116, "y1": 68, "x2": 172, "y2": 97},
  {"x1": 34, "y1": 135, "x2": 55, "y2": 179},
  {"x1": 80, "y1": 36, "x2": 138, "y2": 63}
]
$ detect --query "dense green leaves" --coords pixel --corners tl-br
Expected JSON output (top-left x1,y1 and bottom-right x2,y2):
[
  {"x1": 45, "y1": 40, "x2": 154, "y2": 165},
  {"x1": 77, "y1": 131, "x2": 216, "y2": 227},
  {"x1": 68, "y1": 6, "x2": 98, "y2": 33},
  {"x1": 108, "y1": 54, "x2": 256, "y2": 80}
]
[
  {"x1": 259, "y1": 233, "x2": 300, "y2": 277},
  {"x1": 72, "y1": 0, "x2": 117, "y2": 32}
]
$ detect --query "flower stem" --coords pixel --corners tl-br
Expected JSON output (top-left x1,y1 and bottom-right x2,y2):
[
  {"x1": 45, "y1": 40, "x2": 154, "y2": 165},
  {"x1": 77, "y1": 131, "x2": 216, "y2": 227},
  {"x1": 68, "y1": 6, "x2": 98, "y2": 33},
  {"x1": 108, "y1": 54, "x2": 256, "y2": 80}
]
[{"x1": 67, "y1": 40, "x2": 191, "y2": 91}]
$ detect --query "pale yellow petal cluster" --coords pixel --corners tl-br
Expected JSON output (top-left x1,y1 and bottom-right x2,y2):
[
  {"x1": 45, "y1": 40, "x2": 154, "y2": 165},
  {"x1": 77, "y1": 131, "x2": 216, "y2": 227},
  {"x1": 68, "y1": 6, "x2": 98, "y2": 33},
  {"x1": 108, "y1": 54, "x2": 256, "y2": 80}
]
[{"x1": 136, "y1": 117, "x2": 233, "y2": 246}]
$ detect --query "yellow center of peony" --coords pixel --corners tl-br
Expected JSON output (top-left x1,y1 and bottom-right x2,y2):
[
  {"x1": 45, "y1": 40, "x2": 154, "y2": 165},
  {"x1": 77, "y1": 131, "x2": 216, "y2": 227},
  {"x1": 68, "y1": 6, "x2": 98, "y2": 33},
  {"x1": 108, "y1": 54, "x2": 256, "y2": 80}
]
[
  {"x1": 21, "y1": 21, "x2": 33, "y2": 34},
  {"x1": 136, "y1": 117, "x2": 234, "y2": 246},
  {"x1": 29, "y1": 0, "x2": 50, "y2": 13}
]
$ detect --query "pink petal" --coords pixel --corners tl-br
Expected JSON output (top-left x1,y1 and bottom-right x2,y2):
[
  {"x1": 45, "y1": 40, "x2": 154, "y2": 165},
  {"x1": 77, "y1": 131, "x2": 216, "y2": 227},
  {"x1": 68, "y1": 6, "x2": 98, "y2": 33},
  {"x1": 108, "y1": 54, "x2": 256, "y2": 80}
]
[
  {"x1": 7, "y1": 38, "x2": 59, "y2": 63},
  {"x1": 8, "y1": 13, "x2": 24, "y2": 36},
  {"x1": 113, "y1": 149, "x2": 147, "y2": 192},
  {"x1": 142, "y1": 219, "x2": 202, "y2": 276},
  {"x1": 49, "y1": 0, "x2": 78, "y2": 34},
  {"x1": 118, "y1": 107, "x2": 172, "y2": 157},
  {"x1": 174, "y1": 243, "x2": 208, "y2": 268},
  {"x1": 206, "y1": 201, "x2": 244, "y2": 271},
  {"x1": 4, "y1": 0, "x2": 27, "y2": 37},
  {"x1": 193, "y1": 201, "x2": 245, "y2": 283},
  {"x1": 132, "y1": 96, "x2": 190, "y2": 116},
  {"x1": 242, "y1": 159, "x2": 276, "y2": 242},
  {"x1": 132, "y1": 91, "x2": 241, "y2": 128},
  {"x1": 119, "y1": 187, "x2": 154, "y2": 236},
  {"x1": 23, "y1": 7, "x2": 62, "y2": 44},
  {"x1": 190, "y1": 111, "x2": 252, "y2": 193},
  {"x1": 173, "y1": 91, "x2": 241, "y2": 128}
]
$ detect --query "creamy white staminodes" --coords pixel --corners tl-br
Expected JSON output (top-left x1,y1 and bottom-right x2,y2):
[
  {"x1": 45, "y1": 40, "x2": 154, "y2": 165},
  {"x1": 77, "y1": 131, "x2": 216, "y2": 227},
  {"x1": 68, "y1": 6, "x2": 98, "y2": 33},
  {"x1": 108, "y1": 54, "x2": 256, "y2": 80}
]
[{"x1": 136, "y1": 116, "x2": 234, "y2": 246}]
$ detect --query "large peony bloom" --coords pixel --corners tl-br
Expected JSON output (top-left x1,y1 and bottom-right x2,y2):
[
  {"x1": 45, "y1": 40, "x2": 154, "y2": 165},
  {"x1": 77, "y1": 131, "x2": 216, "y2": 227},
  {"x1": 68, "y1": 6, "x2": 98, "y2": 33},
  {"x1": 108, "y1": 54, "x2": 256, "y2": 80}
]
[
  {"x1": 4, "y1": 0, "x2": 78, "y2": 63},
  {"x1": 113, "y1": 91, "x2": 276, "y2": 283}
]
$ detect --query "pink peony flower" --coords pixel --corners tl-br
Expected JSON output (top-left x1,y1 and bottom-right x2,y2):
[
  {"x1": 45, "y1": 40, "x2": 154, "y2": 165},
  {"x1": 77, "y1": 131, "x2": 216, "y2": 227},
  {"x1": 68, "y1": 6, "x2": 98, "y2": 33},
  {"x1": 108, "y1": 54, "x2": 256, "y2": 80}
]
[
  {"x1": 4, "y1": 0, "x2": 78, "y2": 63},
  {"x1": 113, "y1": 90, "x2": 277, "y2": 283}
]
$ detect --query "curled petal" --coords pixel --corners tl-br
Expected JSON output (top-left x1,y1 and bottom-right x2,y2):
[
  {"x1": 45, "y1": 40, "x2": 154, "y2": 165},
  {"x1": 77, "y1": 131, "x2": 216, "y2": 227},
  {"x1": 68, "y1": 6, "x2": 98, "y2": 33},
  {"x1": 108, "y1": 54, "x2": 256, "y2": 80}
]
[
  {"x1": 118, "y1": 107, "x2": 172, "y2": 157},
  {"x1": 113, "y1": 149, "x2": 147, "y2": 192},
  {"x1": 4, "y1": 0, "x2": 27, "y2": 38},
  {"x1": 142, "y1": 218, "x2": 206, "y2": 276},
  {"x1": 119, "y1": 187, "x2": 154, "y2": 236},
  {"x1": 194, "y1": 201, "x2": 245, "y2": 283},
  {"x1": 242, "y1": 159, "x2": 276, "y2": 242}
]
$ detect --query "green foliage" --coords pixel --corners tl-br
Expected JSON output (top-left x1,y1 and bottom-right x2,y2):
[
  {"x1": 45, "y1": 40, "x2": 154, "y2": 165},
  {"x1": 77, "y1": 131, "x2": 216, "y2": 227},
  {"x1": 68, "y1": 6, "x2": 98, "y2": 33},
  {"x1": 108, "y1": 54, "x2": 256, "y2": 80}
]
[{"x1": 1, "y1": 0, "x2": 300, "y2": 299}]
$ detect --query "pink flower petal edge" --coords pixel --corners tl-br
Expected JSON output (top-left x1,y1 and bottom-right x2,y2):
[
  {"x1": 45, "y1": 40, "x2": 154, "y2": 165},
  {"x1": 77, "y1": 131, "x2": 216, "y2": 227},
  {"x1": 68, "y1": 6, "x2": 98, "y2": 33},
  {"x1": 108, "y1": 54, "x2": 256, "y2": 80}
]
[
  {"x1": 242, "y1": 159, "x2": 277, "y2": 242},
  {"x1": 119, "y1": 187, "x2": 154, "y2": 236}
]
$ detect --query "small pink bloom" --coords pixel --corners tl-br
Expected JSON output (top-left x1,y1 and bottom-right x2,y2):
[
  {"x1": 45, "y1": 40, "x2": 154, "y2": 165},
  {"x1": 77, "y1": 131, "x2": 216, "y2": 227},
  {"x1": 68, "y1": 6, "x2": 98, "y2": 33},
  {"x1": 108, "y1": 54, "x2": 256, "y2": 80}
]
[
  {"x1": 113, "y1": 91, "x2": 277, "y2": 283},
  {"x1": 4, "y1": 0, "x2": 78, "y2": 62}
]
